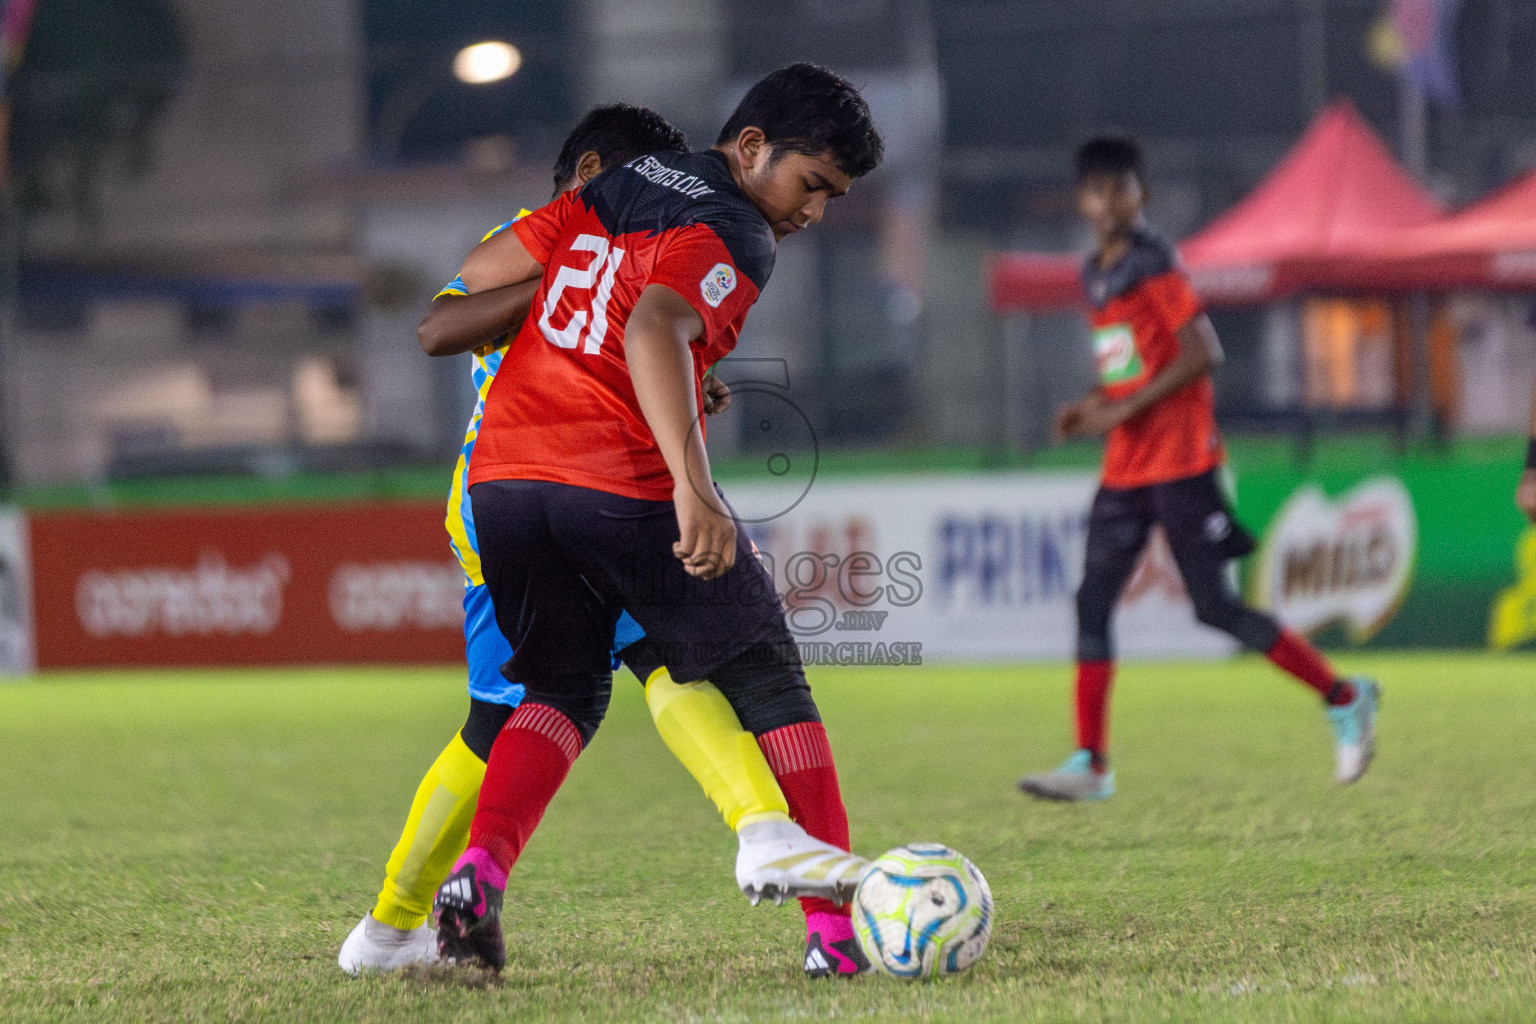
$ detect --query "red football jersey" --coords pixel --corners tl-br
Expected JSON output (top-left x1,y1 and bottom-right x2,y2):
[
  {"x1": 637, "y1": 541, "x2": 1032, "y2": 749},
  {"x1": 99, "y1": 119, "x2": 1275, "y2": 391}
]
[
  {"x1": 469, "y1": 150, "x2": 775, "y2": 501},
  {"x1": 1082, "y1": 228, "x2": 1223, "y2": 489}
]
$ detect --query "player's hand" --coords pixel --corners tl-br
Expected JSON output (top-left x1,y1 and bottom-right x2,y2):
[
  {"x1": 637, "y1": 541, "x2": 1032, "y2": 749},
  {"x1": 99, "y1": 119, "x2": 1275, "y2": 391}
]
[
  {"x1": 673, "y1": 481, "x2": 737, "y2": 580},
  {"x1": 1070, "y1": 393, "x2": 1129, "y2": 436},
  {"x1": 702, "y1": 373, "x2": 732, "y2": 416},
  {"x1": 1054, "y1": 393, "x2": 1119, "y2": 440},
  {"x1": 1053, "y1": 400, "x2": 1084, "y2": 440},
  {"x1": 1517, "y1": 469, "x2": 1536, "y2": 523}
]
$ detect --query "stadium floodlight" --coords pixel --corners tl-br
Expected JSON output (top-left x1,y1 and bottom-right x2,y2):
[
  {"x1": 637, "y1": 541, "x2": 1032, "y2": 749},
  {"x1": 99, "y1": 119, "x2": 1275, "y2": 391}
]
[{"x1": 453, "y1": 41, "x2": 521, "y2": 85}]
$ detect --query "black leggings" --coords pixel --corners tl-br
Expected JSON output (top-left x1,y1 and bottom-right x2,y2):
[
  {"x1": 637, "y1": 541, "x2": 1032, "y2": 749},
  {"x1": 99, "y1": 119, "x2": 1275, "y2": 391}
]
[
  {"x1": 1077, "y1": 473, "x2": 1280, "y2": 663},
  {"x1": 694, "y1": 627, "x2": 821, "y2": 737},
  {"x1": 461, "y1": 698, "x2": 514, "y2": 762}
]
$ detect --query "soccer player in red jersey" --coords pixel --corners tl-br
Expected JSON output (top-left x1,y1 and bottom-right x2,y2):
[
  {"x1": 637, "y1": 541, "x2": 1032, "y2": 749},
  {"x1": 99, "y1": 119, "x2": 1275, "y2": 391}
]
[
  {"x1": 1017, "y1": 136, "x2": 1380, "y2": 803},
  {"x1": 429, "y1": 64, "x2": 883, "y2": 977},
  {"x1": 341, "y1": 107, "x2": 809, "y2": 975}
]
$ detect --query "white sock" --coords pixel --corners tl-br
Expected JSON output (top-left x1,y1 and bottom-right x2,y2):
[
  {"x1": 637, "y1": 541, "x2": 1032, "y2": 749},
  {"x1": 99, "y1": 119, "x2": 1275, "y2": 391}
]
[
  {"x1": 738, "y1": 818, "x2": 808, "y2": 846},
  {"x1": 364, "y1": 915, "x2": 415, "y2": 942}
]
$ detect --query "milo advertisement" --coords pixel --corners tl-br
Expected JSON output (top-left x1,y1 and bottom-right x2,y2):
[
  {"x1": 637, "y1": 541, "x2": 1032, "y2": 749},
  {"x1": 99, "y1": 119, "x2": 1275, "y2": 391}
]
[{"x1": 1231, "y1": 444, "x2": 1531, "y2": 650}]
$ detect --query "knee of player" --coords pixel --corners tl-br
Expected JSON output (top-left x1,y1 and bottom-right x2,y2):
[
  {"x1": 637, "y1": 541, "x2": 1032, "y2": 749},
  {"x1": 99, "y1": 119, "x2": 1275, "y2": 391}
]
[
  {"x1": 522, "y1": 675, "x2": 613, "y2": 746},
  {"x1": 462, "y1": 698, "x2": 516, "y2": 761},
  {"x1": 1190, "y1": 594, "x2": 1243, "y2": 631},
  {"x1": 711, "y1": 661, "x2": 818, "y2": 736},
  {"x1": 1075, "y1": 583, "x2": 1114, "y2": 621}
]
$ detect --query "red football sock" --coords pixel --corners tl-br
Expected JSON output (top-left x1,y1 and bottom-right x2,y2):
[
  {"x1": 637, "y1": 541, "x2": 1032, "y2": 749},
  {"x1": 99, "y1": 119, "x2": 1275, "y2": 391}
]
[
  {"x1": 468, "y1": 702, "x2": 583, "y2": 874},
  {"x1": 1074, "y1": 660, "x2": 1113, "y2": 765},
  {"x1": 1266, "y1": 629, "x2": 1353, "y2": 705},
  {"x1": 757, "y1": 721, "x2": 852, "y2": 921}
]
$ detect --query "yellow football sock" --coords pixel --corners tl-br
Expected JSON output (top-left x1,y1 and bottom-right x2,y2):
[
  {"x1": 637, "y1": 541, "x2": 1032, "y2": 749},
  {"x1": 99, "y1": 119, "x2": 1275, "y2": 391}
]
[
  {"x1": 644, "y1": 667, "x2": 791, "y2": 831},
  {"x1": 371, "y1": 731, "x2": 486, "y2": 930}
]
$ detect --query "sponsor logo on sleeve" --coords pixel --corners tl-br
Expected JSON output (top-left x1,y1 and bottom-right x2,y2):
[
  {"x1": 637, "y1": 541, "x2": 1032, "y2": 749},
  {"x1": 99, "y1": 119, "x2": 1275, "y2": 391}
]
[{"x1": 700, "y1": 263, "x2": 737, "y2": 308}]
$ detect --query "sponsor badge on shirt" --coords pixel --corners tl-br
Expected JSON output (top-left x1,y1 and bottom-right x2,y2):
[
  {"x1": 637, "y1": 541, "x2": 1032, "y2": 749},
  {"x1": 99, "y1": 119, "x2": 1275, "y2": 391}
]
[
  {"x1": 700, "y1": 263, "x2": 737, "y2": 308},
  {"x1": 1092, "y1": 324, "x2": 1144, "y2": 385}
]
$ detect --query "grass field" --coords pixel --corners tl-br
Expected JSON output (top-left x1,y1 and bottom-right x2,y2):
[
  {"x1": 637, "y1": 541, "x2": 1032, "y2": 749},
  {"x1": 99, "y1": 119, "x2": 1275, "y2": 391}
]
[{"x1": 2, "y1": 654, "x2": 1534, "y2": 1023}]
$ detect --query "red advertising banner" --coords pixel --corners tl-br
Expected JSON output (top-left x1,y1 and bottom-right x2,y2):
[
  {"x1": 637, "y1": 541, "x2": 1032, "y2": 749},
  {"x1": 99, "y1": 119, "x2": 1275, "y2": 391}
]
[{"x1": 29, "y1": 502, "x2": 465, "y2": 668}]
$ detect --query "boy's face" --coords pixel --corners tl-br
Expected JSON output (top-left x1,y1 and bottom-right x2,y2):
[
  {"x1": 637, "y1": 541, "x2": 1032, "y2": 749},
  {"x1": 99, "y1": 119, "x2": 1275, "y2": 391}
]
[
  {"x1": 728, "y1": 128, "x2": 851, "y2": 240},
  {"x1": 1076, "y1": 170, "x2": 1144, "y2": 242}
]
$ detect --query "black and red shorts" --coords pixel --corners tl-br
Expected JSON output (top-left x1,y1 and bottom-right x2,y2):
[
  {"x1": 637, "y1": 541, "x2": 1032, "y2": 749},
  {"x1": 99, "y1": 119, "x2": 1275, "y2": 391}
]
[
  {"x1": 468, "y1": 479, "x2": 792, "y2": 691},
  {"x1": 1088, "y1": 467, "x2": 1255, "y2": 566}
]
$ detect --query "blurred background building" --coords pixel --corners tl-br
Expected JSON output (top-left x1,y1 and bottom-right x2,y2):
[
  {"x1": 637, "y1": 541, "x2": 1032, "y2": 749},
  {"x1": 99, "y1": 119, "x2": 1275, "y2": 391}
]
[{"x1": 2, "y1": 0, "x2": 1534, "y2": 487}]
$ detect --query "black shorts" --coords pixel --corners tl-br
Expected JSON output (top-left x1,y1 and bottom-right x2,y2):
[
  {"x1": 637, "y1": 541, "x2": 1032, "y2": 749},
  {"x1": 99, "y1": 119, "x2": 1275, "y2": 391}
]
[
  {"x1": 1089, "y1": 468, "x2": 1255, "y2": 565},
  {"x1": 468, "y1": 479, "x2": 791, "y2": 688}
]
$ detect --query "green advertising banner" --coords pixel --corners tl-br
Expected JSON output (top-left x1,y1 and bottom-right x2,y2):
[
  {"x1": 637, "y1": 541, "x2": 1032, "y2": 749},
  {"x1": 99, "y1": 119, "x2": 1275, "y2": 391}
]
[{"x1": 1233, "y1": 447, "x2": 1531, "y2": 649}]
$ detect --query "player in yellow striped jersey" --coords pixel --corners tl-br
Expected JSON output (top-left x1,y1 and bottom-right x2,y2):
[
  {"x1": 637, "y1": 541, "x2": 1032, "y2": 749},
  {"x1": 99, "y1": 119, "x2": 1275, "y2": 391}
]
[{"x1": 340, "y1": 105, "x2": 858, "y2": 975}]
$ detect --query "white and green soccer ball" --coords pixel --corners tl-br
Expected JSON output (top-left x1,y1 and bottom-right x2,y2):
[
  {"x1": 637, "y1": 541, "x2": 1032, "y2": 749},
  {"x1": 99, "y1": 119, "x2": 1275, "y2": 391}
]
[{"x1": 851, "y1": 843, "x2": 993, "y2": 980}]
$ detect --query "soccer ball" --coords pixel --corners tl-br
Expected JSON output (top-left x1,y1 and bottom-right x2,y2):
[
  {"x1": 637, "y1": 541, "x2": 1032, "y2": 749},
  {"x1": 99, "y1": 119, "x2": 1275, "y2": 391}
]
[{"x1": 851, "y1": 843, "x2": 993, "y2": 979}]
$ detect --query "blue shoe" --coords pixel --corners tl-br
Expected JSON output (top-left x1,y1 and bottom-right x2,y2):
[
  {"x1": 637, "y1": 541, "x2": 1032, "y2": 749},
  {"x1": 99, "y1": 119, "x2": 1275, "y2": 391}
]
[
  {"x1": 1327, "y1": 677, "x2": 1379, "y2": 785},
  {"x1": 1018, "y1": 749, "x2": 1115, "y2": 802}
]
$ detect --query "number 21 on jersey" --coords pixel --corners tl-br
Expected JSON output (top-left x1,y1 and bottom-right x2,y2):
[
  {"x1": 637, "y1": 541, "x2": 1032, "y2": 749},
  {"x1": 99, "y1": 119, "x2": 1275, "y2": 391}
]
[{"x1": 539, "y1": 233, "x2": 626, "y2": 355}]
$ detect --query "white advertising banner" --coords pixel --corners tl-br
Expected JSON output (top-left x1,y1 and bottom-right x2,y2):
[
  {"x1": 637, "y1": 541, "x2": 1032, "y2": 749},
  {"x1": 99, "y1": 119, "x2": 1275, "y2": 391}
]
[
  {"x1": 0, "y1": 508, "x2": 35, "y2": 674},
  {"x1": 724, "y1": 472, "x2": 1237, "y2": 663}
]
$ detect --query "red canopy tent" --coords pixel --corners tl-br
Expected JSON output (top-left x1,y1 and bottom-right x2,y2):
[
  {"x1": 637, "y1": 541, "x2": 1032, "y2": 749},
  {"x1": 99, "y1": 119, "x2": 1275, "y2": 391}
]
[
  {"x1": 988, "y1": 100, "x2": 1444, "y2": 313},
  {"x1": 986, "y1": 252, "x2": 1081, "y2": 313},
  {"x1": 1371, "y1": 168, "x2": 1536, "y2": 290}
]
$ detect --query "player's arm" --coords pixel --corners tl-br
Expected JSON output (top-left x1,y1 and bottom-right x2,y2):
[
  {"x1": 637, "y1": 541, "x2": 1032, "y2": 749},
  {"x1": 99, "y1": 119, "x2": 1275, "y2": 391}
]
[
  {"x1": 459, "y1": 226, "x2": 544, "y2": 294},
  {"x1": 417, "y1": 203, "x2": 565, "y2": 357},
  {"x1": 417, "y1": 282, "x2": 539, "y2": 357},
  {"x1": 1059, "y1": 314, "x2": 1223, "y2": 438},
  {"x1": 625, "y1": 283, "x2": 736, "y2": 580},
  {"x1": 1518, "y1": 377, "x2": 1536, "y2": 522},
  {"x1": 1115, "y1": 313, "x2": 1223, "y2": 419}
]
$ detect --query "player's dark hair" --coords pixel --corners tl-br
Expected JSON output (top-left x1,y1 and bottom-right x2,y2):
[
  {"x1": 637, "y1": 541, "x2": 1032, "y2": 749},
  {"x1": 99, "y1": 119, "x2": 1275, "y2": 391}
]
[
  {"x1": 715, "y1": 62, "x2": 883, "y2": 178},
  {"x1": 551, "y1": 104, "x2": 687, "y2": 194},
  {"x1": 1076, "y1": 135, "x2": 1145, "y2": 184}
]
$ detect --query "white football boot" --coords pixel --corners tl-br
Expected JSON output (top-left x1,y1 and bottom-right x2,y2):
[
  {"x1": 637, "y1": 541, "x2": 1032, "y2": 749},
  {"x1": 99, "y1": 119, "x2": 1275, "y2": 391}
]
[
  {"x1": 1018, "y1": 749, "x2": 1115, "y2": 802},
  {"x1": 1328, "y1": 677, "x2": 1380, "y2": 785},
  {"x1": 735, "y1": 818, "x2": 868, "y2": 906},
  {"x1": 337, "y1": 914, "x2": 440, "y2": 974}
]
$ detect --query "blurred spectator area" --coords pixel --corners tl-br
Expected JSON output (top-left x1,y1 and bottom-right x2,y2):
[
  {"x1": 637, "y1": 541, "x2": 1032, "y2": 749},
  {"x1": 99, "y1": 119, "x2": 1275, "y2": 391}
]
[
  {"x1": 4, "y1": 0, "x2": 1536, "y2": 490},
  {"x1": 9, "y1": 270, "x2": 364, "y2": 482}
]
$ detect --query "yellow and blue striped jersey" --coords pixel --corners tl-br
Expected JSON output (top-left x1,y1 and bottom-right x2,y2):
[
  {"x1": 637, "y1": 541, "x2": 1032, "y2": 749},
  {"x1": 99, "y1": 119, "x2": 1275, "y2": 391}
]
[{"x1": 440, "y1": 212, "x2": 529, "y2": 587}]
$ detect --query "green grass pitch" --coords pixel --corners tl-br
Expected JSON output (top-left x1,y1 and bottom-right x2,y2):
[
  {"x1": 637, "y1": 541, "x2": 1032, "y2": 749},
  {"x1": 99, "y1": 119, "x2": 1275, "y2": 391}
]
[{"x1": 2, "y1": 654, "x2": 1534, "y2": 1022}]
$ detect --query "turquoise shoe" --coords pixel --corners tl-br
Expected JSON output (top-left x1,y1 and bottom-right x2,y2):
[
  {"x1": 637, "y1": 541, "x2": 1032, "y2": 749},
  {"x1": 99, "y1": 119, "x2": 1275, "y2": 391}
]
[
  {"x1": 1018, "y1": 749, "x2": 1115, "y2": 802},
  {"x1": 1327, "y1": 677, "x2": 1380, "y2": 785}
]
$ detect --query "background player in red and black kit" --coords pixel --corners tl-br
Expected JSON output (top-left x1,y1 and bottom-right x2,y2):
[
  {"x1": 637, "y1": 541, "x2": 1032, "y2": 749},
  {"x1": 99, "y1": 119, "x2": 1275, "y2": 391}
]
[
  {"x1": 1018, "y1": 136, "x2": 1380, "y2": 803},
  {"x1": 430, "y1": 64, "x2": 883, "y2": 977}
]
